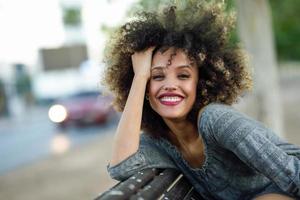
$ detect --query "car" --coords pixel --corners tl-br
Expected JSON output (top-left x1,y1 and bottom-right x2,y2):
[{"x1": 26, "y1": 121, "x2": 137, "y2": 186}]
[{"x1": 48, "y1": 91, "x2": 115, "y2": 127}]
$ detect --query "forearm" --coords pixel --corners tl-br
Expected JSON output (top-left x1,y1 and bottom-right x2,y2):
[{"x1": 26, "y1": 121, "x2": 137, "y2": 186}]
[
  {"x1": 223, "y1": 117, "x2": 300, "y2": 197},
  {"x1": 200, "y1": 104, "x2": 300, "y2": 197},
  {"x1": 109, "y1": 75, "x2": 148, "y2": 166}
]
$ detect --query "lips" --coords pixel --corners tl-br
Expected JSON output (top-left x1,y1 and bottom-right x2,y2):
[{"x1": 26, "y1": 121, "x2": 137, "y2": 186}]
[{"x1": 158, "y1": 93, "x2": 184, "y2": 106}]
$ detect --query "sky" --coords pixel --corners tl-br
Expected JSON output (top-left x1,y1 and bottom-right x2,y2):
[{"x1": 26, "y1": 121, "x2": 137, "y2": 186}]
[{"x1": 0, "y1": 0, "x2": 137, "y2": 67}]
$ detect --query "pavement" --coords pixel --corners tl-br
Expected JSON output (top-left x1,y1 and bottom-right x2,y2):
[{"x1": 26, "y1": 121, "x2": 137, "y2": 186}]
[
  {"x1": 0, "y1": 131, "x2": 118, "y2": 200},
  {"x1": 0, "y1": 64, "x2": 299, "y2": 200}
]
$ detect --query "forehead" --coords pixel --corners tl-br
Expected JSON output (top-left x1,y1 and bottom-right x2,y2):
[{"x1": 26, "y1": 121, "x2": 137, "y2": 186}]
[{"x1": 152, "y1": 48, "x2": 194, "y2": 67}]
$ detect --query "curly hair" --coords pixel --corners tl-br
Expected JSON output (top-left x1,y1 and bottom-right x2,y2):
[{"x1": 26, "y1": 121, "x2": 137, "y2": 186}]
[{"x1": 103, "y1": 0, "x2": 252, "y2": 138}]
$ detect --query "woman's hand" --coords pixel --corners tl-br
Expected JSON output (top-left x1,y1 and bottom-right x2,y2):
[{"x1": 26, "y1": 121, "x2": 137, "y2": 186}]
[{"x1": 131, "y1": 47, "x2": 156, "y2": 79}]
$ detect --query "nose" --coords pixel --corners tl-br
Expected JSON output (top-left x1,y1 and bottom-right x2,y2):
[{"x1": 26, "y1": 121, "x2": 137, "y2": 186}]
[
  {"x1": 161, "y1": 74, "x2": 179, "y2": 91},
  {"x1": 162, "y1": 84, "x2": 177, "y2": 91}
]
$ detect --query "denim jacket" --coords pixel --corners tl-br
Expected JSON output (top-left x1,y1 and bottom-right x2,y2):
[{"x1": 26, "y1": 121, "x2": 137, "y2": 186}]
[{"x1": 107, "y1": 103, "x2": 300, "y2": 199}]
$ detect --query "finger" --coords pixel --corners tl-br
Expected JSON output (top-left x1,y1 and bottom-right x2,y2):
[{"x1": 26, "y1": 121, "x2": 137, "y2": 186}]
[
  {"x1": 148, "y1": 46, "x2": 156, "y2": 52},
  {"x1": 141, "y1": 46, "x2": 155, "y2": 53}
]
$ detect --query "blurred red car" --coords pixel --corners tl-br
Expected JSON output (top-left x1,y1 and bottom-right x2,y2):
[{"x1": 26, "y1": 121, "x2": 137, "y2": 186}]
[{"x1": 48, "y1": 91, "x2": 115, "y2": 127}]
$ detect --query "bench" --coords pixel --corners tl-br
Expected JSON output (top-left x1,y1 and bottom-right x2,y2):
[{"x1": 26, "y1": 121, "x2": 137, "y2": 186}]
[{"x1": 95, "y1": 168, "x2": 204, "y2": 200}]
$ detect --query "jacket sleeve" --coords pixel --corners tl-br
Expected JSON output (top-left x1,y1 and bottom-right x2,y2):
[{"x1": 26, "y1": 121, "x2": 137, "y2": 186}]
[
  {"x1": 107, "y1": 133, "x2": 177, "y2": 181},
  {"x1": 198, "y1": 103, "x2": 300, "y2": 198}
]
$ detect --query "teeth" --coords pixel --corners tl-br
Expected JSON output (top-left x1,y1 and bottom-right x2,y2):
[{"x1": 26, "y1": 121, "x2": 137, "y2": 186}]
[{"x1": 160, "y1": 96, "x2": 182, "y2": 102}]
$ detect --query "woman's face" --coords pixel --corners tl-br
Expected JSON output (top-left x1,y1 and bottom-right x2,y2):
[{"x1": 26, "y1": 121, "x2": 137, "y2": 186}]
[{"x1": 148, "y1": 48, "x2": 199, "y2": 121}]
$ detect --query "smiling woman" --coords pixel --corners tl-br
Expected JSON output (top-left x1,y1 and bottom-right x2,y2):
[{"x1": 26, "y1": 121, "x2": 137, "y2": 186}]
[
  {"x1": 103, "y1": 0, "x2": 300, "y2": 199},
  {"x1": 148, "y1": 48, "x2": 199, "y2": 122}
]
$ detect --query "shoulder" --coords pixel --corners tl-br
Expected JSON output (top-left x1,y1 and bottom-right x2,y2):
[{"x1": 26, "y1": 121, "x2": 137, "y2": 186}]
[
  {"x1": 197, "y1": 103, "x2": 237, "y2": 127},
  {"x1": 140, "y1": 132, "x2": 169, "y2": 153},
  {"x1": 140, "y1": 132, "x2": 160, "y2": 145},
  {"x1": 197, "y1": 103, "x2": 245, "y2": 140},
  {"x1": 108, "y1": 132, "x2": 177, "y2": 181}
]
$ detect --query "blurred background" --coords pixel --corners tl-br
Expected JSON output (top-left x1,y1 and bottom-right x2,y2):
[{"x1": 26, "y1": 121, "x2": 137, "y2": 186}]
[{"x1": 0, "y1": 0, "x2": 299, "y2": 199}]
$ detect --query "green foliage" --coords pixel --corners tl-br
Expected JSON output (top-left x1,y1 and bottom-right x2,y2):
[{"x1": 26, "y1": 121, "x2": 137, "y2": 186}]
[
  {"x1": 269, "y1": 0, "x2": 300, "y2": 61},
  {"x1": 63, "y1": 7, "x2": 81, "y2": 27},
  {"x1": 225, "y1": 0, "x2": 300, "y2": 61},
  {"x1": 223, "y1": 0, "x2": 240, "y2": 46}
]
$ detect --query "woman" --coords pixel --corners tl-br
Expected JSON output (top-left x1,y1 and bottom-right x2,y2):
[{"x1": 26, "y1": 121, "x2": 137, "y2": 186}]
[{"x1": 104, "y1": 1, "x2": 300, "y2": 199}]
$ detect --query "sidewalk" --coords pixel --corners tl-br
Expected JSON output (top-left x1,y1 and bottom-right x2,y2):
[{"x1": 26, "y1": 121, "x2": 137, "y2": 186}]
[{"x1": 0, "y1": 132, "x2": 117, "y2": 200}]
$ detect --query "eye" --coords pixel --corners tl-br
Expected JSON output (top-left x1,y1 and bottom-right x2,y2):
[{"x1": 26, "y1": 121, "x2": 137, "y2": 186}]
[
  {"x1": 152, "y1": 74, "x2": 164, "y2": 80},
  {"x1": 178, "y1": 74, "x2": 190, "y2": 79}
]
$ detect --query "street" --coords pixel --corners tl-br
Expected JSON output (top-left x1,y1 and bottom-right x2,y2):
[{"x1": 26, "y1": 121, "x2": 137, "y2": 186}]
[{"x1": 0, "y1": 105, "x2": 118, "y2": 175}]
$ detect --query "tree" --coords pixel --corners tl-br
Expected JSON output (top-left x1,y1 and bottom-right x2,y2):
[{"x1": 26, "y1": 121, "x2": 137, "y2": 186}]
[{"x1": 236, "y1": 0, "x2": 284, "y2": 136}]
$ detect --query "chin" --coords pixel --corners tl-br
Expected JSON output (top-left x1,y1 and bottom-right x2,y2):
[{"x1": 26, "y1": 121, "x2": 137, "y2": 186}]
[
  {"x1": 150, "y1": 102, "x2": 191, "y2": 121},
  {"x1": 159, "y1": 112, "x2": 187, "y2": 121}
]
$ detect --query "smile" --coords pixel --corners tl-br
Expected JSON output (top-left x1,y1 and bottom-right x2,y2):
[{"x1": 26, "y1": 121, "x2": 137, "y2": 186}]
[{"x1": 159, "y1": 96, "x2": 183, "y2": 106}]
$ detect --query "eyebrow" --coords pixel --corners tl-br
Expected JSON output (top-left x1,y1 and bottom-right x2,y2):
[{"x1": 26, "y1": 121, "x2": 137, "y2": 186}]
[{"x1": 151, "y1": 64, "x2": 193, "y2": 71}]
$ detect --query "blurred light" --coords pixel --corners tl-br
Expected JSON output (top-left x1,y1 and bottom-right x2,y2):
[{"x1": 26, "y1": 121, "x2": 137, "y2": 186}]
[
  {"x1": 48, "y1": 104, "x2": 68, "y2": 123},
  {"x1": 51, "y1": 134, "x2": 71, "y2": 154}
]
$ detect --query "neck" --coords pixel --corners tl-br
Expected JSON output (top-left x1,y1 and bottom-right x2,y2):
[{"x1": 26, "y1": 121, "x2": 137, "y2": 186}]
[{"x1": 163, "y1": 118, "x2": 198, "y2": 144}]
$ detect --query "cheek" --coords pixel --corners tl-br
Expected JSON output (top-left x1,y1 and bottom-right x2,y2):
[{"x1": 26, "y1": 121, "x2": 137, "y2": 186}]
[
  {"x1": 186, "y1": 81, "x2": 198, "y2": 101},
  {"x1": 148, "y1": 81, "x2": 160, "y2": 97},
  {"x1": 147, "y1": 82, "x2": 162, "y2": 110}
]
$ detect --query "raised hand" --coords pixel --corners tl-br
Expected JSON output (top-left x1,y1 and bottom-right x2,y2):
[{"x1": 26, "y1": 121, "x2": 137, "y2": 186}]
[{"x1": 131, "y1": 47, "x2": 156, "y2": 79}]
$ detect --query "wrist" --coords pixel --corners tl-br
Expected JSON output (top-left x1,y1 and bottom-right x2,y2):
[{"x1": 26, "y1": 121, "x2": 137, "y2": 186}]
[{"x1": 133, "y1": 74, "x2": 149, "y2": 82}]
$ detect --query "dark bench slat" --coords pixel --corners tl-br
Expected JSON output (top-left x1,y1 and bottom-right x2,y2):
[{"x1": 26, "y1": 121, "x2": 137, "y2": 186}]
[
  {"x1": 96, "y1": 168, "x2": 160, "y2": 200},
  {"x1": 130, "y1": 169, "x2": 180, "y2": 200},
  {"x1": 159, "y1": 174, "x2": 193, "y2": 200},
  {"x1": 96, "y1": 168, "x2": 205, "y2": 200}
]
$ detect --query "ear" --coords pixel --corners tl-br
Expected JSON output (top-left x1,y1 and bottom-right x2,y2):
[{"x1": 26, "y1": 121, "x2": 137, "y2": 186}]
[
  {"x1": 145, "y1": 81, "x2": 150, "y2": 93},
  {"x1": 145, "y1": 83, "x2": 150, "y2": 100}
]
